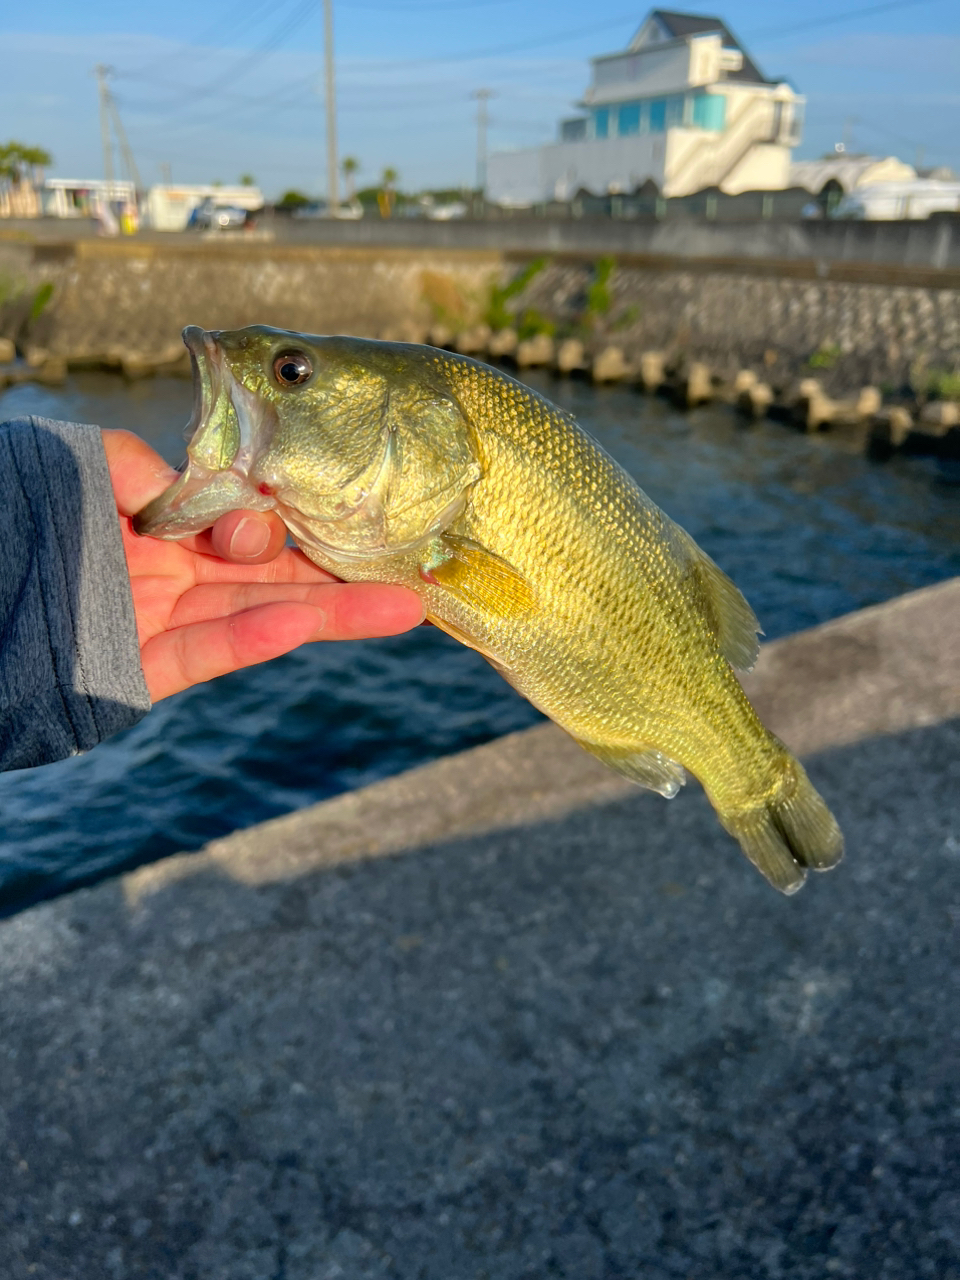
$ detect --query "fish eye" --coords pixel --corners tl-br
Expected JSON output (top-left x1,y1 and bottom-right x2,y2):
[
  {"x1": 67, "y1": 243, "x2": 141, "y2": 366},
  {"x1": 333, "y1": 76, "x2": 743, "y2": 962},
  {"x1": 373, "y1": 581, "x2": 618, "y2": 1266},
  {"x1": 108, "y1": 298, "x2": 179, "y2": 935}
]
[{"x1": 273, "y1": 351, "x2": 313, "y2": 386}]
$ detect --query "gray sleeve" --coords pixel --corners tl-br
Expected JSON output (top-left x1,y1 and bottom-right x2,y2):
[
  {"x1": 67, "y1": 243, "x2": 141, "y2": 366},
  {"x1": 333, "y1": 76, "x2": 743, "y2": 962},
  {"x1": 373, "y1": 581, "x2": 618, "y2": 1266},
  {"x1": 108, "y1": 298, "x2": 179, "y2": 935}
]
[{"x1": 0, "y1": 416, "x2": 152, "y2": 771}]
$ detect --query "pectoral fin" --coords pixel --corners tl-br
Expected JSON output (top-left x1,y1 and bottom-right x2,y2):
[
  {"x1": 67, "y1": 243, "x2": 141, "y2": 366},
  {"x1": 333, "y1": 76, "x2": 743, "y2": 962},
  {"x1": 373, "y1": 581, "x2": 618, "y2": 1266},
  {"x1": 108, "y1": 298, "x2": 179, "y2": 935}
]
[
  {"x1": 421, "y1": 535, "x2": 535, "y2": 619},
  {"x1": 574, "y1": 737, "x2": 686, "y2": 799}
]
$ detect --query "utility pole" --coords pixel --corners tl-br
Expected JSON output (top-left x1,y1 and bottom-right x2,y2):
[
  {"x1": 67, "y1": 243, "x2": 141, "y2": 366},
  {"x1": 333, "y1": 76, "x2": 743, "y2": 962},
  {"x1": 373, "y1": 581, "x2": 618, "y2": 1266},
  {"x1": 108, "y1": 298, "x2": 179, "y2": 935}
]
[
  {"x1": 472, "y1": 89, "x2": 494, "y2": 207},
  {"x1": 108, "y1": 94, "x2": 142, "y2": 193},
  {"x1": 324, "y1": 0, "x2": 339, "y2": 215},
  {"x1": 94, "y1": 64, "x2": 114, "y2": 198}
]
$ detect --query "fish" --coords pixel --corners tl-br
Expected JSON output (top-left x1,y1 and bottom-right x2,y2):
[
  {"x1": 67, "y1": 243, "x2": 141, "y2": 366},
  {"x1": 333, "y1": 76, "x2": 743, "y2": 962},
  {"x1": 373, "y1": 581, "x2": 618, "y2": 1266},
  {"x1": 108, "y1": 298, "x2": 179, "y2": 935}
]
[{"x1": 135, "y1": 324, "x2": 844, "y2": 894}]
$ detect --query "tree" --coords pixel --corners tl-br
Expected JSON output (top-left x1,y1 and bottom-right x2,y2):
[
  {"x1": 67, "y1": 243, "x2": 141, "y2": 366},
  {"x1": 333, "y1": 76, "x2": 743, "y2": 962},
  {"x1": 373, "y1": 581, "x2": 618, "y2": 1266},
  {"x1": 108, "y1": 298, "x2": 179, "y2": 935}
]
[
  {"x1": 379, "y1": 167, "x2": 398, "y2": 218},
  {"x1": 239, "y1": 173, "x2": 255, "y2": 186},
  {"x1": 0, "y1": 141, "x2": 52, "y2": 186},
  {"x1": 341, "y1": 156, "x2": 359, "y2": 201},
  {"x1": 277, "y1": 190, "x2": 311, "y2": 209}
]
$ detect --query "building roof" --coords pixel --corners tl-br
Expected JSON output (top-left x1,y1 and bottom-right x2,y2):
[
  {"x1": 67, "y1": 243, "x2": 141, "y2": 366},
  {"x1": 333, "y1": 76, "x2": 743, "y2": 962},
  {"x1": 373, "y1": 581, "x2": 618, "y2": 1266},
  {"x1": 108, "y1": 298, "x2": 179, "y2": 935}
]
[{"x1": 632, "y1": 9, "x2": 772, "y2": 85}]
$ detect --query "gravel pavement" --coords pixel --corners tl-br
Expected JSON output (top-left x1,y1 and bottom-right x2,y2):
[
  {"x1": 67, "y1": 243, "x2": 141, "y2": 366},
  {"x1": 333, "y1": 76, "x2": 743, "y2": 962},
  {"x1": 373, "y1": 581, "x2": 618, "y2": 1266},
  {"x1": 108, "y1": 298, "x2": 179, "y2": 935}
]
[{"x1": 1, "y1": 582, "x2": 958, "y2": 1280}]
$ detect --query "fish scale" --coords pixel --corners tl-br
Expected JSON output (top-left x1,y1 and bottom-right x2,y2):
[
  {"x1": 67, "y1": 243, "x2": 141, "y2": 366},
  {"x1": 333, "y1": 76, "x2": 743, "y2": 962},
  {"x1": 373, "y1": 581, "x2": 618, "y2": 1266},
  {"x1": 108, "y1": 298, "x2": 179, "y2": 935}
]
[{"x1": 135, "y1": 326, "x2": 844, "y2": 895}]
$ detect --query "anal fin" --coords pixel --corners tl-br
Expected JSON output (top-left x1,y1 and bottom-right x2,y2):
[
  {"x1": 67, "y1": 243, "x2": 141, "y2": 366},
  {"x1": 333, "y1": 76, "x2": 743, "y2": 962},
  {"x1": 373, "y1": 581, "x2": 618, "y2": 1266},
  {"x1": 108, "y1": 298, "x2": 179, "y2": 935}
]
[{"x1": 574, "y1": 737, "x2": 686, "y2": 799}]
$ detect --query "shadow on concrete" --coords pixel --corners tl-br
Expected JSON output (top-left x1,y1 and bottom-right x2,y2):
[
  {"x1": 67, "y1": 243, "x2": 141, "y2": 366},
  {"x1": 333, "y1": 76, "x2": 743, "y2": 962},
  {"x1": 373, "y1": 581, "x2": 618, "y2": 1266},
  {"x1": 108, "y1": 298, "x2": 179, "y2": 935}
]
[{"x1": 1, "y1": 718, "x2": 959, "y2": 1279}]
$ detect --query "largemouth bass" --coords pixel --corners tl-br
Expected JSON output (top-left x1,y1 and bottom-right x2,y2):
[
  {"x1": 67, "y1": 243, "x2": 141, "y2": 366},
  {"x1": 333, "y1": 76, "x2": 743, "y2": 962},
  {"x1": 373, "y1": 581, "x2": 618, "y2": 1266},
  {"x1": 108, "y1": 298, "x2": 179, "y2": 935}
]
[{"x1": 135, "y1": 325, "x2": 843, "y2": 893}]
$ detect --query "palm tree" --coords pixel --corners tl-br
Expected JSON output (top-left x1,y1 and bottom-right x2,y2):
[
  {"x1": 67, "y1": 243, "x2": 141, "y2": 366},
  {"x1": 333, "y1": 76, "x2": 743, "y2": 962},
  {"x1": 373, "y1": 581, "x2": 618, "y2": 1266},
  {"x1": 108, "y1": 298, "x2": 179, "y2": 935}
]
[
  {"x1": 379, "y1": 166, "x2": 398, "y2": 217},
  {"x1": 0, "y1": 142, "x2": 52, "y2": 217},
  {"x1": 341, "y1": 156, "x2": 359, "y2": 202},
  {"x1": 0, "y1": 142, "x2": 52, "y2": 186}
]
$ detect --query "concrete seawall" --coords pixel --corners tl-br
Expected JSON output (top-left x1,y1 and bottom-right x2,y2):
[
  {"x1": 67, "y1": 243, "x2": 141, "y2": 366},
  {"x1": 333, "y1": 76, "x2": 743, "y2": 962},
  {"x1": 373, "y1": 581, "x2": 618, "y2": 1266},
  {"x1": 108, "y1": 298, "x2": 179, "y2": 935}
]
[
  {"x1": 6, "y1": 213, "x2": 960, "y2": 269},
  {"x1": 2, "y1": 236, "x2": 959, "y2": 401},
  {"x1": 1, "y1": 578, "x2": 958, "y2": 1278}
]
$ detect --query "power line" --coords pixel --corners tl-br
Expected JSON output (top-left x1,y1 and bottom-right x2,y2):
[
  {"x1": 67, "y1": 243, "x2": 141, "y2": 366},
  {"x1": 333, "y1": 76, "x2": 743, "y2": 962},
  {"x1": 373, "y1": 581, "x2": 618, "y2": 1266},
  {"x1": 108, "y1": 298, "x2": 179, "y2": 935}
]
[
  {"x1": 115, "y1": 0, "x2": 280, "y2": 81},
  {"x1": 116, "y1": 0, "x2": 319, "y2": 118},
  {"x1": 347, "y1": 0, "x2": 515, "y2": 8},
  {"x1": 366, "y1": 10, "x2": 641, "y2": 68},
  {"x1": 746, "y1": 0, "x2": 938, "y2": 41}
]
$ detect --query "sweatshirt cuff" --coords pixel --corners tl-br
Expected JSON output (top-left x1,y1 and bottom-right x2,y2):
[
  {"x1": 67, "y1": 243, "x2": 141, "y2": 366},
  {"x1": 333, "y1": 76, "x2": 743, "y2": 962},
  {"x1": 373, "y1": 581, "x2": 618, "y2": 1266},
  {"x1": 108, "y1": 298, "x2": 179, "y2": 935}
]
[{"x1": 0, "y1": 417, "x2": 151, "y2": 770}]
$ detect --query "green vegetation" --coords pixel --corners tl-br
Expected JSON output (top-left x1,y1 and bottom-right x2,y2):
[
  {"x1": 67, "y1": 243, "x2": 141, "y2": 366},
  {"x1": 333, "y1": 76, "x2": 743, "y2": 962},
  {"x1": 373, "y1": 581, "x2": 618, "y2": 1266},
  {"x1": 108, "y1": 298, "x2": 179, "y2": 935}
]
[
  {"x1": 610, "y1": 303, "x2": 641, "y2": 332},
  {"x1": 485, "y1": 257, "x2": 548, "y2": 331},
  {"x1": 277, "y1": 190, "x2": 310, "y2": 208},
  {"x1": 421, "y1": 270, "x2": 469, "y2": 326},
  {"x1": 29, "y1": 282, "x2": 53, "y2": 322},
  {"x1": 808, "y1": 342, "x2": 842, "y2": 370},
  {"x1": 341, "y1": 156, "x2": 359, "y2": 201},
  {"x1": 585, "y1": 256, "x2": 615, "y2": 320},
  {"x1": 922, "y1": 368, "x2": 960, "y2": 401},
  {"x1": 0, "y1": 141, "x2": 52, "y2": 184},
  {"x1": 516, "y1": 309, "x2": 555, "y2": 341},
  {"x1": 239, "y1": 173, "x2": 256, "y2": 187}
]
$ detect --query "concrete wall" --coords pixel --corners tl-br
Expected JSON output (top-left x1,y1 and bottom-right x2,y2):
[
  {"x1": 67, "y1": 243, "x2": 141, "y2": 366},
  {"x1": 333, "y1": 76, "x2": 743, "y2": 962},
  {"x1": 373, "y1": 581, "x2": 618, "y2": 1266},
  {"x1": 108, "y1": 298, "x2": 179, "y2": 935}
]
[
  {"x1": 0, "y1": 241, "x2": 504, "y2": 364},
  {"x1": 518, "y1": 257, "x2": 960, "y2": 387},
  {"x1": 4, "y1": 215, "x2": 960, "y2": 269},
  {"x1": 1, "y1": 234, "x2": 957, "y2": 392}
]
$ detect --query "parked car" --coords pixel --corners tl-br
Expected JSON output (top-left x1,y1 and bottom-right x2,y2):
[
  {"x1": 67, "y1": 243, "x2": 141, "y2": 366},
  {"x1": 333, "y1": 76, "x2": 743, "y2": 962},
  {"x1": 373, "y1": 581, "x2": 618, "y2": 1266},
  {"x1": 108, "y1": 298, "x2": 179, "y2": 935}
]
[
  {"x1": 289, "y1": 200, "x2": 363, "y2": 220},
  {"x1": 187, "y1": 199, "x2": 250, "y2": 230},
  {"x1": 832, "y1": 180, "x2": 960, "y2": 221},
  {"x1": 427, "y1": 201, "x2": 468, "y2": 221}
]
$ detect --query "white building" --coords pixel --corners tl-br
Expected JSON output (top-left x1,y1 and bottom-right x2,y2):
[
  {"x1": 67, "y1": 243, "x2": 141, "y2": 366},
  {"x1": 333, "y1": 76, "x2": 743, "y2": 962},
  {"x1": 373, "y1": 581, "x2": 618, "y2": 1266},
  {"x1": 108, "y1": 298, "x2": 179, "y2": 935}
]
[
  {"x1": 143, "y1": 184, "x2": 265, "y2": 232},
  {"x1": 789, "y1": 154, "x2": 917, "y2": 202},
  {"x1": 44, "y1": 178, "x2": 137, "y2": 219},
  {"x1": 488, "y1": 8, "x2": 804, "y2": 206},
  {"x1": 833, "y1": 179, "x2": 960, "y2": 221}
]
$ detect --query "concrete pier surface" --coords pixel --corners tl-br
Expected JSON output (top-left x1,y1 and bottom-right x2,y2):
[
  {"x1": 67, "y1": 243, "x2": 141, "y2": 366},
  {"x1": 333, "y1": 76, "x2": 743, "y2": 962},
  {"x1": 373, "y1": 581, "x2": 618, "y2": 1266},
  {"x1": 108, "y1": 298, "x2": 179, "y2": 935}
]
[{"x1": 2, "y1": 579, "x2": 959, "y2": 1280}]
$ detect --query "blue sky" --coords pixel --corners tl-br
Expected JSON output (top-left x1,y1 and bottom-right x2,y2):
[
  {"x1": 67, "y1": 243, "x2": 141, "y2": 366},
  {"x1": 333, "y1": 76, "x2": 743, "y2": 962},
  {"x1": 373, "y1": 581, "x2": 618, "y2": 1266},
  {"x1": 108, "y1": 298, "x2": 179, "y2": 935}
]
[{"x1": 2, "y1": 1, "x2": 958, "y2": 197}]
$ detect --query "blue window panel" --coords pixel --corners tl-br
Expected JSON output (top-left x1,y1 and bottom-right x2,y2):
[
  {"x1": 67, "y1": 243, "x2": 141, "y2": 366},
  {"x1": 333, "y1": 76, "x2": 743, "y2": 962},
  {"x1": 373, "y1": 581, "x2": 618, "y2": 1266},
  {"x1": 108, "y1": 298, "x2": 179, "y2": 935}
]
[
  {"x1": 692, "y1": 92, "x2": 726, "y2": 131},
  {"x1": 618, "y1": 103, "x2": 640, "y2": 135},
  {"x1": 665, "y1": 95, "x2": 685, "y2": 127},
  {"x1": 594, "y1": 108, "x2": 609, "y2": 139},
  {"x1": 649, "y1": 99, "x2": 666, "y2": 131}
]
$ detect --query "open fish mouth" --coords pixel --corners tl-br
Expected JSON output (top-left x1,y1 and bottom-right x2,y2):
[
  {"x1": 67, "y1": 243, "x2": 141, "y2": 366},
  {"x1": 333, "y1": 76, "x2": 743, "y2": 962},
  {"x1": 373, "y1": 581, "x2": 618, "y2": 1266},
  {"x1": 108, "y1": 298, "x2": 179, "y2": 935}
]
[
  {"x1": 181, "y1": 324, "x2": 220, "y2": 445},
  {"x1": 133, "y1": 326, "x2": 271, "y2": 538},
  {"x1": 133, "y1": 325, "x2": 393, "y2": 547}
]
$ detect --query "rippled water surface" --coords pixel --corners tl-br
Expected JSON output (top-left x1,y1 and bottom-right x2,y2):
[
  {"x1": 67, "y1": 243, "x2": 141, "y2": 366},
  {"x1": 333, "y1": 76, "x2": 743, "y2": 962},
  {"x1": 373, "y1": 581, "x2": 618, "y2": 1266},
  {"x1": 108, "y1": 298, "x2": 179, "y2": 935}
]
[{"x1": 1, "y1": 371, "x2": 958, "y2": 912}]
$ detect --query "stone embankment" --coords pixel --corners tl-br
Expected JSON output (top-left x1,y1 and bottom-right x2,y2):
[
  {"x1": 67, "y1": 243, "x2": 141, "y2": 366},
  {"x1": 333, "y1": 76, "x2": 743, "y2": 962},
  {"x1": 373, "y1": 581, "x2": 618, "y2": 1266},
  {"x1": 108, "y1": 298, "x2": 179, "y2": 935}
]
[{"x1": 1, "y1": 236, "x2": 958, "y2": 460}]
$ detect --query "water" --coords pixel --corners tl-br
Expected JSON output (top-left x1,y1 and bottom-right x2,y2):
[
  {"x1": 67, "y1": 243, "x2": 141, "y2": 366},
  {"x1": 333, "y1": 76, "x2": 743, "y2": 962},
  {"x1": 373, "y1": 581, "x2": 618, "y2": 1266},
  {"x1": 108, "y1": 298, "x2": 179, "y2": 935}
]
[{"x1": 1, "y1": 371, "x2": 958, "y2": 913}]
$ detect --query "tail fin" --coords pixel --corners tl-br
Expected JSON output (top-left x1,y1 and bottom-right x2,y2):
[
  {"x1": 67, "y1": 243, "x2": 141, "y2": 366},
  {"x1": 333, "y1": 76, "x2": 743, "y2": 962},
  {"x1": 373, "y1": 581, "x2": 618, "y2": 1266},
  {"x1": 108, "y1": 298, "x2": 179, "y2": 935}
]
[{"x1": 720, "y1": 753, "x2": 844, "y2": 895}]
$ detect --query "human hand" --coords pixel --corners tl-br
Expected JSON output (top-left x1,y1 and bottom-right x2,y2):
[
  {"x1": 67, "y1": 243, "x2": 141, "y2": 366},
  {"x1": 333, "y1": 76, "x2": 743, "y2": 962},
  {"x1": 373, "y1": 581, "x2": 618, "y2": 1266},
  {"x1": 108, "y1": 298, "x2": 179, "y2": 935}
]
[{"x1": 104, "y1": 430, "x2": 425, "y2": 702}]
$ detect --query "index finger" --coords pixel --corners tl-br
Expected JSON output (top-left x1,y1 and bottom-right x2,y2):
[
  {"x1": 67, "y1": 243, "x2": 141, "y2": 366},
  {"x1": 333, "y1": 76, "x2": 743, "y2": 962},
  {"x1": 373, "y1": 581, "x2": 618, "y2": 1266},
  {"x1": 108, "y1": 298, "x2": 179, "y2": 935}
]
[{"x1": 102, "y1": 429, "x2": 178, "y2": 515}]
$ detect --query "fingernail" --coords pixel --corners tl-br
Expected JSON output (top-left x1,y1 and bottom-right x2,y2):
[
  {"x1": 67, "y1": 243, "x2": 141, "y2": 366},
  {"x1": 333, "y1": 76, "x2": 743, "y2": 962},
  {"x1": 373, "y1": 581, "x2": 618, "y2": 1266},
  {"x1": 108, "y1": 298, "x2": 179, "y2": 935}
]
[{"x1": 229, "y1": 516, "x2": 271, "y2": 558}]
